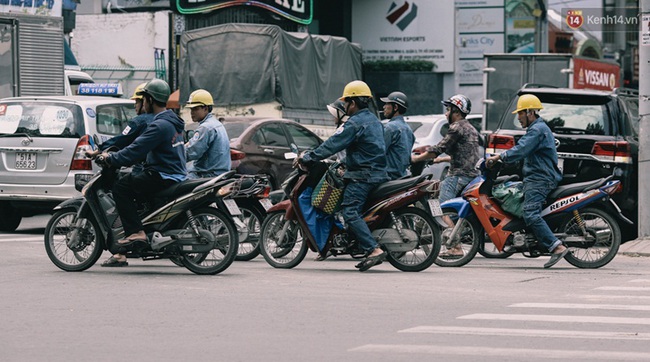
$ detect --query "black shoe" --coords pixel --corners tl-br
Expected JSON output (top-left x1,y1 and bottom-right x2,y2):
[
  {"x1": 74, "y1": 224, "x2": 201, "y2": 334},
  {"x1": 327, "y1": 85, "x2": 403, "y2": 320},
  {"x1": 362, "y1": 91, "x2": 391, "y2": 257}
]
[{"x1": 544, "y1": 248, "x2": 569, "y2": 268}]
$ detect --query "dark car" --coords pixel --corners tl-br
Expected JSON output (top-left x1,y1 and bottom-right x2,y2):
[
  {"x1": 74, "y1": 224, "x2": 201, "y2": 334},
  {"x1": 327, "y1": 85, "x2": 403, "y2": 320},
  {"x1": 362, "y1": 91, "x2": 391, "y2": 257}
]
[
  {"x1": 487, "y1": 86, "x2": 639, "y2": 240},
  {"x1": 219, "y1": 117, "x2": 323, "y2": 190}
]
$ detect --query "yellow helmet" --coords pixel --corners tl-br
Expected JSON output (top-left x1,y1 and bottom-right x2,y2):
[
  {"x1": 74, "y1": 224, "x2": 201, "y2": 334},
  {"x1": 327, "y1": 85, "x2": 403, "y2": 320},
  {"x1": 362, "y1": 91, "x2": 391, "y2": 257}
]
[
  {"x1": 512, "y1": 94, "x2": 543, "y2": 114},
  {"x1": 339, "y1": 80, "x2": 372, "y2": 100},
  {"x1": 130, "y1": 82, "x2": 147, "y2": 100},
  {"x1": 186, "y1": 89, "x2": 214, "y2": 108}
]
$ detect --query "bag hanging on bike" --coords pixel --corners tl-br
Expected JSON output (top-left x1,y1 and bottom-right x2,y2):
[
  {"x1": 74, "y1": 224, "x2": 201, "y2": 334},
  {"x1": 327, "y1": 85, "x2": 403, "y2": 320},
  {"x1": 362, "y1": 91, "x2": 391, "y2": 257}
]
[
  {"x1": 492, "y1": 181, "x2": 524, "y2": 218},
  {"x1": 311, "y1": 162, "x2": 345, "y2": 214}
]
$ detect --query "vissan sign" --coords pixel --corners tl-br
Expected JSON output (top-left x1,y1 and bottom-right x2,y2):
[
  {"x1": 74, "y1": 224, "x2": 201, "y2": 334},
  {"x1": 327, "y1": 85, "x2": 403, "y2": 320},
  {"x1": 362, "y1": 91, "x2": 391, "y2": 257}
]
[{"x1": 175, "y1": 0, "x2": 312, "y2": 25}]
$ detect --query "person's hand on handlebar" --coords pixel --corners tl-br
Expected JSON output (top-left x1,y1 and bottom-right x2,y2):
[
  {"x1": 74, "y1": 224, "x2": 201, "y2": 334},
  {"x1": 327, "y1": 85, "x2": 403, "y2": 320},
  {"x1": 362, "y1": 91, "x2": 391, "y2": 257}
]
[
  {"x1": 486, "y1": 154, "x2": 501, "y2": 169},
  {"x1": 85, "y1": 149, "x2": 101, "y2": 159}
]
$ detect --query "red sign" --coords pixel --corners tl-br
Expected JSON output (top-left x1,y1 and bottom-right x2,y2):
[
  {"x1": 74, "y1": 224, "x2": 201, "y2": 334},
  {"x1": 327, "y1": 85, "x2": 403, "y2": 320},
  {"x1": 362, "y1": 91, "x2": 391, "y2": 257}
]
[
  {"x1": 566, "y1": 10, "x2": 584, "y2": 30},
  {"x1": 574, "y1": 58, "x2": 620, "y2": 91}
]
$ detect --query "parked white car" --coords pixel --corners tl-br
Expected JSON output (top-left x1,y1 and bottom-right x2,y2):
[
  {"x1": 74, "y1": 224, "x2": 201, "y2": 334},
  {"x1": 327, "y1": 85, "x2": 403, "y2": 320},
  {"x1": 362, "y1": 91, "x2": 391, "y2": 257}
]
[
  {"x1": 406, "y1": 114, "x2": 484, "y2": 181},
  {"x1": 0, "y1": 94, "x2": 135, "y2": 231}
]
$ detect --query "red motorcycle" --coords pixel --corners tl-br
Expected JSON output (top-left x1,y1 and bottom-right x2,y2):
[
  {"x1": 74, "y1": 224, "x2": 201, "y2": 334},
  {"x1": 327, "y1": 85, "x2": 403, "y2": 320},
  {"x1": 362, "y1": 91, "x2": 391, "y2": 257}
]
[
  {"x1": 434, "y1": 160, "x2": 629, "y2": 268},
  {"x1": 258, "y1": 161, "x2": 442, "y2": 272}
]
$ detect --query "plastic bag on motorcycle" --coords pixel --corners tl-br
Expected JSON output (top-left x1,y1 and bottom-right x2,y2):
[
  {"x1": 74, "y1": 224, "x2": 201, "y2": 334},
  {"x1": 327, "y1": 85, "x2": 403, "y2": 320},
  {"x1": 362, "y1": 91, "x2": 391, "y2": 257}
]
[{"x1": 492, "y1": 181, "x2": 524, "y2": 218}]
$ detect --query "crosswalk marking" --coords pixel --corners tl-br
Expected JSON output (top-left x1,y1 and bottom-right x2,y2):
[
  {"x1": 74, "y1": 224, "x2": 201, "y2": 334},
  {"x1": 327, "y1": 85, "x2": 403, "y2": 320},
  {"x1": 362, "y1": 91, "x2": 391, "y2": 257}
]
[
  {"x1": 510, "y1": 302, "x2": 650, "y2": 311},
  {"x1": 595, "y1": 286, "x2": 650, "y2": 291},
  {"x1": 459, "y1": 313, "x2": 650, "y2": 325},
  {"x1": 349, "y1": 344, "x2": 650, "y2": 360},
  {"x1": 398, "y1": 326, "x2": 650, "y2": 340},
  {"x1": 0, "y1": 236, "x2": 41, "y2": 242},
  {"x1": 575, "y1": 294, "x2": 650, "y2": 300}
]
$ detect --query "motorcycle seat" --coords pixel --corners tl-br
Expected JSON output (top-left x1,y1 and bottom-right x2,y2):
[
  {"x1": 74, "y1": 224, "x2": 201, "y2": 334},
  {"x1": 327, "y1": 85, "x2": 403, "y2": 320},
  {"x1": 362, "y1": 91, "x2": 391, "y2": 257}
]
[
  {"x1": 155, "y1": 178, "x2": 214, "y2": 201},
  {"x1": 548, "y1": 178, "x2": 607, "y2": 200},
  {"x1": 368, "y1": 175, "x2": 428, "y2": 203}
]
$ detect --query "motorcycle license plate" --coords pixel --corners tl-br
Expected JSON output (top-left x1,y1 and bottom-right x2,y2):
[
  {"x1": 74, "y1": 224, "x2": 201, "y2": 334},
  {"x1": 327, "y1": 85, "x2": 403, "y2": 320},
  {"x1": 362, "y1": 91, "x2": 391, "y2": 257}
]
[
  {"x1": 428, "y1": 198, "x2": 443, "y2": 217},
  {"x1": 223, "y1": 199, "x2": 242, "y2": 216},
  {"x1": 259, "y1": 198, "x2": 273, "y2": 211},
  {"x1": 15, "y1": 152, "x2": 37, "y2": 170}
]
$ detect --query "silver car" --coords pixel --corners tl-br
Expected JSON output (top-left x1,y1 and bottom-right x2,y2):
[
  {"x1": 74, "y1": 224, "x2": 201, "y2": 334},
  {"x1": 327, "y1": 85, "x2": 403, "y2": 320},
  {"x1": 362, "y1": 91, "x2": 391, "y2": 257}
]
[
  {"x1": 0, "y1": 95, "x2": 135, "y2": 231},
  {"x1": 406, "y1": 114, "x2": 483, "y2": 180}
]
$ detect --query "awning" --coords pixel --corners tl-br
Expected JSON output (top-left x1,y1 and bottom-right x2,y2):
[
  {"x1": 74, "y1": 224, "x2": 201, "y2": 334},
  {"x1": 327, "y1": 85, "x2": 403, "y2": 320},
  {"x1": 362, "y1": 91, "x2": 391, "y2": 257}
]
[{"x1": 167, "y1": 89, "x2": 180, "y2": 109}]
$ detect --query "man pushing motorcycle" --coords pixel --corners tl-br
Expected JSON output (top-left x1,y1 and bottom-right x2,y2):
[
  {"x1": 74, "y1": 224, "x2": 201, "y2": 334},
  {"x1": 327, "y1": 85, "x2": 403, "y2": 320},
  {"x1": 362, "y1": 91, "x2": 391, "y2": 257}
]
[
  {"x1": 295, "y1": 80, "x2": 390, "y2": 271},
  {"x1": 486, "y1": 94, "x2": 569, "y2": 268}
]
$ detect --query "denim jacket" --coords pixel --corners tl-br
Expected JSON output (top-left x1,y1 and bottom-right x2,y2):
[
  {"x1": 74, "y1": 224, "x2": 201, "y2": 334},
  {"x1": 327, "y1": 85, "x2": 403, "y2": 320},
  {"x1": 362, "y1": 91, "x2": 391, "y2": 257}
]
[
  {"x1": 303, "y1": 108, "x2": 389, "y2": 183},
  {"x1": 501, "y1": 117, "x2": 562, "y2": 184},
  {"x1": 384, "y1": 115, "x2": 415, "y2": 180},
  {"x1": 185, "y1": 114, "x2": 231, "y2": 178}
]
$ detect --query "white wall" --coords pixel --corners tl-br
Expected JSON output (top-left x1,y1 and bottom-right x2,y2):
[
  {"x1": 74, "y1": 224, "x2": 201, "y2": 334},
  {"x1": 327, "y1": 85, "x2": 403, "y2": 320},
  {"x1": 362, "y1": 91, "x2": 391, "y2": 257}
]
[{"x1": 71, "y1": 11, "x2": 169, "y2": 68}]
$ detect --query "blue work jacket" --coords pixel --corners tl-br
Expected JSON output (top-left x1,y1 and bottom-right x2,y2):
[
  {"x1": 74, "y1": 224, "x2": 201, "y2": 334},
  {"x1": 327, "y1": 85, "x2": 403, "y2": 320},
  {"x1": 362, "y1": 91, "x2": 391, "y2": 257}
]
[
  {"x1": 303, "y1": 108, "x2": 388, "y2": 183},
  {"x1": 100, "y1": 112, "x2": 154, "y2": 174},
  {"x1": 185, "y1": 114, "x2": 231, "y2": 178},
  {"x1": 383, "y1": 115, "x2": 414, "y2": 180},
  {"x1": 500, "y1": 117, "x2": 562, "y2": 184}
]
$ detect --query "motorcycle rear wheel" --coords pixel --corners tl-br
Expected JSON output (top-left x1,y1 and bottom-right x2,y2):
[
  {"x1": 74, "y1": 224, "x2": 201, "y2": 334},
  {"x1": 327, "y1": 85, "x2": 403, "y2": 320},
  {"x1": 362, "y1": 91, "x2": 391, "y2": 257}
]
[
  {"x1": 385, "y1": 207, "x2": 441, "y2": 272},
  {"x1": 259, "y1": 211, "x2": 308, "y2": 268},
  {"x1": 434, "y1": 208, "x2": 482, "y2": 267},
  {"x1": 179, "y1": 207, "x2": 238, "y2": 275},
  {"x1": 44, "y1": 209, "x2": 104, "y2": 272},
  {"x1": 560, "y1": 207, "x2": 621, "y2": 269},
  {"x1": 235, "y1": 200, "x2": 265, "y2": 261}
]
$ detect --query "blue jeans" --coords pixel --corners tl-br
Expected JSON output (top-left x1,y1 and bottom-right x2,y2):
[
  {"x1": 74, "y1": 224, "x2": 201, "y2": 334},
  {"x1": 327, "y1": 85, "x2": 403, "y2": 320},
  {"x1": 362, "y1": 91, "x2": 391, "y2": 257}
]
[
  {"x1": 341, "y1": 180, "x2": 379, "y2": 253},
  {"x1": 523, "y1": 180, "x2": 562, "y2": 252},
  {"x1": 440, "y1": 175, "x2": 475, "y2": 203}
]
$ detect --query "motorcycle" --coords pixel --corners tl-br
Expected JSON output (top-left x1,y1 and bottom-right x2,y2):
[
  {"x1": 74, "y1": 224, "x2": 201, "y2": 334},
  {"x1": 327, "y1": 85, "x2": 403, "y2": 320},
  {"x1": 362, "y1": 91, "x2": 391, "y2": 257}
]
[
  {"x1": 228, "y1": 174, "x2": 272, "y2": 261},
  {"x1": 44, "y1": 151, "x2": 240, "y2": 275},
  {"x1": 434, "y1": 160, "x2": 629, "y2": 268},
  {"x1": 258, "y1": 156, "x2": 442, "y2": 272}
]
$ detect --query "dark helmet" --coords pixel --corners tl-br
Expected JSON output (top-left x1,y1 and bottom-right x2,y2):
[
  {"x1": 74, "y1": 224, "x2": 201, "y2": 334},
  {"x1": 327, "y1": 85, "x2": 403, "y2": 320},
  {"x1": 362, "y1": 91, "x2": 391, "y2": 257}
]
[
  {"x1": 380, "y1": 91, "x2": 408, "y2": 110},
  {"x1": 442, "y1": 94, "x2": 471, "y2": 115},
  {"x1": 137, "y1": 78, "x2": 171, "y2": 104}
]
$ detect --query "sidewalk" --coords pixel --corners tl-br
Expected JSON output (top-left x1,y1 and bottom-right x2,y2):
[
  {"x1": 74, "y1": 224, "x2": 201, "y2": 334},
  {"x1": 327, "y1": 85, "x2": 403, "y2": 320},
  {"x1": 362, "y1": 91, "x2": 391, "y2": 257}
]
[{"x1": 618, "y1": 238, "x2": 650, "y2": 257}]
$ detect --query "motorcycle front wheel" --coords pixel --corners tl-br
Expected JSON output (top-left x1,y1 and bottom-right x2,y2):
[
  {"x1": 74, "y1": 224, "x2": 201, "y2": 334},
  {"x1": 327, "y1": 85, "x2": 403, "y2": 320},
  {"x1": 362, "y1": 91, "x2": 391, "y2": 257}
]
[
  {"x1": 560, "y1": 207, "x2": 621, "y2": 269},
  {"x1": 259, "y1": 211, "x2": 308, "y2": 268},
  {"x1": 179, "y1": 207, "x2": 238, "y2": 275},
  {"x1": 235, "y1": 200, "x2": 265, "y2": 261},
  {"x1": 385, "y1": 207, "x2": 441, "y2": 272},
  {"x1": 434, "y1": 208, "x2": 482, "y2": 267},
  {"x1": 44, "y1": 209, "x2": 104, "y2": 272}
]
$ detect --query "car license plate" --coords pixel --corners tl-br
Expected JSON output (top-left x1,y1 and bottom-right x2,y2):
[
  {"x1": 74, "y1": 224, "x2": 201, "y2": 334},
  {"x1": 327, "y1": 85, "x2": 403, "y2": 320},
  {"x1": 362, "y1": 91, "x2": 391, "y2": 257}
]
[
  {"x1": 428, "y1": 198, "x2": 443, "y2": 217},
  {"x1": 223, "y1": 199, "x2": 242, "y2": 216},
  {"x1": 15, "y1": 152, "x2": 37, "y2": 170},
  {"x1": 557, "y1": 158, "x2": 564, "y2": 174},
  {"x1": 259, "y1": 198, "x2": 273, "y2": 211}
]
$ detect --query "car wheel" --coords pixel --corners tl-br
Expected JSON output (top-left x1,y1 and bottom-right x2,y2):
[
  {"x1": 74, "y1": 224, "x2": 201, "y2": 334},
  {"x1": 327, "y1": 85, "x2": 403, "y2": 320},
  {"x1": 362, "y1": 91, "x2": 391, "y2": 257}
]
[{"x1": 0, "y1": 202, "x2": 22, "y2": 232}]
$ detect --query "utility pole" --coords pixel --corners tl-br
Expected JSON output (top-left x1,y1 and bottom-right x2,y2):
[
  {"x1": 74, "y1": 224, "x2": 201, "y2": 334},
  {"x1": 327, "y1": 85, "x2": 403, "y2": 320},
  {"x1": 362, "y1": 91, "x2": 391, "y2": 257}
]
[{"x1": 639, "y1": 0, "x2": 650, "y2": 238}]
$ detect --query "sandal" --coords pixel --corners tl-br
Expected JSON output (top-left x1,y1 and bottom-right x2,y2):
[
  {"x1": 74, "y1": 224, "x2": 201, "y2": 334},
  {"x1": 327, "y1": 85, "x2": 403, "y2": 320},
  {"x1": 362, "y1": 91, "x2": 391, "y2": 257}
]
[
  {"x1": 101, "y1": 256, "x2": 128, "y2": 267},
  {"x1": 355, "y1": 251, "x2": 387, "y2": 272},
  {"x1": 439, "y1": 250, "x2": 464, "y2": 259}
]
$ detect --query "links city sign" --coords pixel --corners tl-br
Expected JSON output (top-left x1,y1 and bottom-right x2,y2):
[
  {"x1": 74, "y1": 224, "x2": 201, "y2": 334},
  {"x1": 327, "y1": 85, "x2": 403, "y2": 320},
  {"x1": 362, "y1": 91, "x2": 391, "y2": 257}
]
[{"x1": 175, "y1": 0, "x2": 312, "y2": 24}]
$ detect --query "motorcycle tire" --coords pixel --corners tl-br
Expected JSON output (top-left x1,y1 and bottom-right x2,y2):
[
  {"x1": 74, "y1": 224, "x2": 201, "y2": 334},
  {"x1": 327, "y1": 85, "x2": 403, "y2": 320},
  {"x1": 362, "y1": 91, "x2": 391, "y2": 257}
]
[
  {"x1": 560, "y1": 207, "x2": 621, "y2": 269},
  {"x1": 178, "y1": 207, "x2": 238, "y2": 275},
  {"x1": 434, "y1": 208, "x2": 482, "y2": 267},
  {"x1": 235, "y1": 199, "x2": 265, "y2": 261},
  {"x1": 384, "y1": 207, "x2": 442, "y2": 272},
  {"x1": 44, "y1": 209, "x2": 104, "y2": 272},
  {"x1": 259, "y1": 211, "x2": 308, "y2": 269}
]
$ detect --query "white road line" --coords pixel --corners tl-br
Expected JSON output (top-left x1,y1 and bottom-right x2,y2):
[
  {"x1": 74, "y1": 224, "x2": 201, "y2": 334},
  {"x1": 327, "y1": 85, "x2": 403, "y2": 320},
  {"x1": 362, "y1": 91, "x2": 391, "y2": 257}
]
[
  {"x1": 459, "y1": 313, "x2": 650, "y2": 325},
  {"x1": 0, "y1": 236, "x2": 42, "y2": 242},
  {"x1": 398, "y1": 326, "x2": 650, "y2": 340},
  {"x1": 349, "y1": 344, "x2": 650, "y2": 360},
  {"x1": 629, "y1": 279, "x2": 650, "y2": 283},
  {"x1": 576, "y1": 294, "x2": 650, "y2": 301},
  {"x1": 510, "y1": 302, "x2": 650, "y2": 311},
  {"x1": 595, "y1": 286, "x2": 650, "y2": 291}
]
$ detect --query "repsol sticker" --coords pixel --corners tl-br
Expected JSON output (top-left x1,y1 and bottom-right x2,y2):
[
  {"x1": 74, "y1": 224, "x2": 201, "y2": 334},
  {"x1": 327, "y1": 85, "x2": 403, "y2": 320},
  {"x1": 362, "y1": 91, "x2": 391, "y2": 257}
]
[{"x1": 549, "y1": 194, "x2": 582, "y2": 211}]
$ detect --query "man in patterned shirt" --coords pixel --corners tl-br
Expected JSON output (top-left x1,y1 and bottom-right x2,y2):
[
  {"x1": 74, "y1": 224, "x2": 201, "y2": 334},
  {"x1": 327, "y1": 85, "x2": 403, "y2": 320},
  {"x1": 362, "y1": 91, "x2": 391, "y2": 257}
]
[{"x1": 411, "y1": 94, "x2": 480, "y2": 257}]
